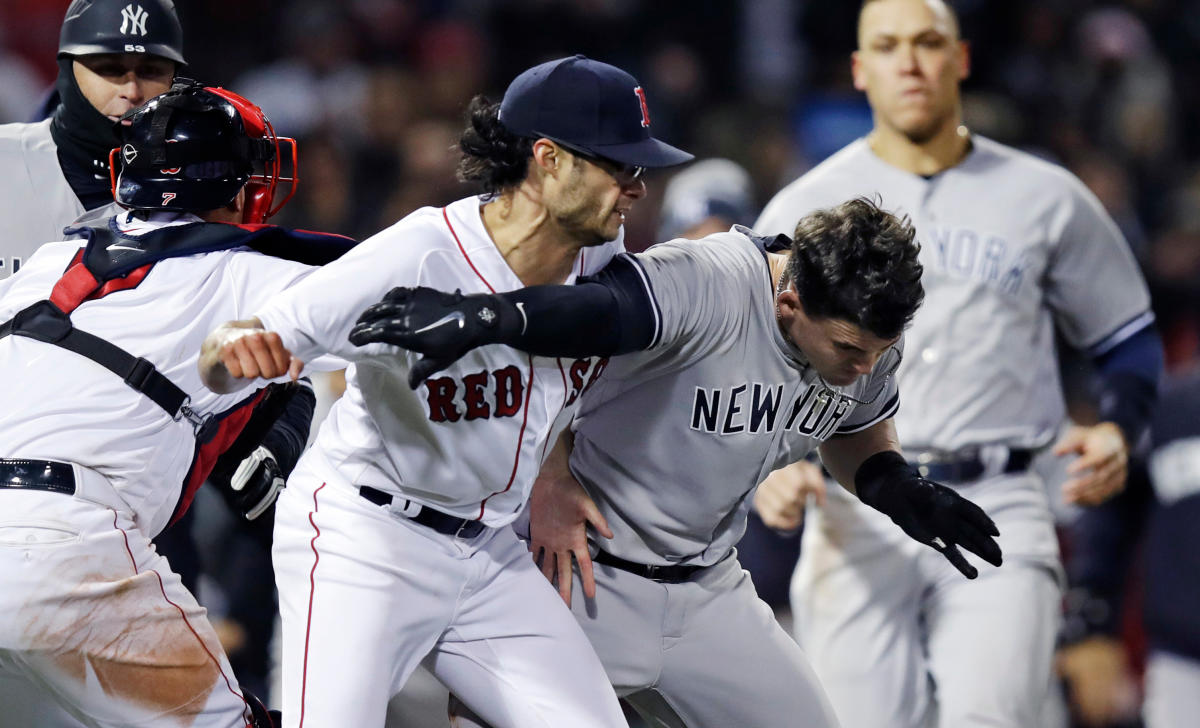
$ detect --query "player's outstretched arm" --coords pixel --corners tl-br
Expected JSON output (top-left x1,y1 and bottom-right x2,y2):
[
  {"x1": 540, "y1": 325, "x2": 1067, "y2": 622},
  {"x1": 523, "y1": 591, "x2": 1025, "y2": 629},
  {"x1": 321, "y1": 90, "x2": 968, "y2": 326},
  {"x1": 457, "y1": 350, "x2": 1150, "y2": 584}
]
[
  {"x1": 200, "y1": 318, "x2": 303, "y2": 394},
  {"x1": 820, "y1": 420, "x2": 1003, "y2": 579},
  {"x1": 349, "y1": 279, "x2": 656, "y2": 388}
]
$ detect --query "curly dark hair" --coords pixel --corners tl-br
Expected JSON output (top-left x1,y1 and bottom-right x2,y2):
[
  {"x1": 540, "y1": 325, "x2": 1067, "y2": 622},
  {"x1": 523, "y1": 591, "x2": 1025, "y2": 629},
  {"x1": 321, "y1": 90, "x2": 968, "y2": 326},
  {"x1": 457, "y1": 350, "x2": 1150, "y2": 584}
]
[
  {"x1": 784, "y1": 196, "x2": 924, "y2": 340},
  {"x1": 456, "y1": 95, "x2": 534, "y2": 196}
]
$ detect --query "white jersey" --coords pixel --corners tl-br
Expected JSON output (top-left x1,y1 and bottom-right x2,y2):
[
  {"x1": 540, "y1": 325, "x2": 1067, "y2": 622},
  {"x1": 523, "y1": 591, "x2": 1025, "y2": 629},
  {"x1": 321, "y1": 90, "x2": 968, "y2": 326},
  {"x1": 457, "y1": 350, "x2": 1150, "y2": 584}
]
[
  {"x1": 255, "y1": 194, "x2": 622, "y2": 527},
  {"x1": 571, "y1": 228, "x2": 899, "y2": 566},
  {"x1": 0, "y1": 119, "x2": 85, "y2": 277},
  {"x1": 756, "y1": 136, "x2": 1152, "y2": 451},
  {"x1": 0, "y1": 211, "x2": 322, "y2": 536}
]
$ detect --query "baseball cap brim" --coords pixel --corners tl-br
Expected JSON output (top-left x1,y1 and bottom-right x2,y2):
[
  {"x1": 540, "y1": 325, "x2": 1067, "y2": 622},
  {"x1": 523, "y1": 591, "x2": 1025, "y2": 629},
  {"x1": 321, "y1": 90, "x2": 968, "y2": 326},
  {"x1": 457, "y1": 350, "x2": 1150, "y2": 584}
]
[
  {"x1": 543, "y1": 133, "x2": 693, "y2": 169},
  {"x1": 589, "y1": 137, "x2": 694, "y2": 169}
]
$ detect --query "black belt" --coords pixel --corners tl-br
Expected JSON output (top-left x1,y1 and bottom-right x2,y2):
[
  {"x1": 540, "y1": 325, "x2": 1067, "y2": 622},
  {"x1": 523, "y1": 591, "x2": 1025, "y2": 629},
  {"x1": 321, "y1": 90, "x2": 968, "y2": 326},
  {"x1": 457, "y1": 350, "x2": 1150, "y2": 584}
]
[
  {"x1": 0, "y1": 459, "x2": 76, "y2": 496},
  {"x1": 909, "y1": 448, "x2": 1034, "y2": 483},
  {"x1": 359, "y1": 485, "x2": 487, "y2": 539},
  {"x1": 592, "y1": 548, "x2": 704, "y2": 584}
]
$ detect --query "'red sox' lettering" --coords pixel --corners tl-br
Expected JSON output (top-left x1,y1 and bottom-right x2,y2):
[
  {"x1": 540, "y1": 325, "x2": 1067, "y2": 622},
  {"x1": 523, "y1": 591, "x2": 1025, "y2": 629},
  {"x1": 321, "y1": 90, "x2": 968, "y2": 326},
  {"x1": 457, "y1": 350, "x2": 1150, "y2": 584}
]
[{"x1": 425, "y1": 359, "x2": 607, "y2": 422}]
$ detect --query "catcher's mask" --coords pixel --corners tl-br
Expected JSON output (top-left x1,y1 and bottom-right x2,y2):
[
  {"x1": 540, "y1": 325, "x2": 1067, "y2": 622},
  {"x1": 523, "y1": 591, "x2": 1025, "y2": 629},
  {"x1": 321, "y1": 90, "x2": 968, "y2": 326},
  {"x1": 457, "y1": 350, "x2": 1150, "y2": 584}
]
[{"x1": 109, "y1": 78, "x2": 298, "y2": 223}]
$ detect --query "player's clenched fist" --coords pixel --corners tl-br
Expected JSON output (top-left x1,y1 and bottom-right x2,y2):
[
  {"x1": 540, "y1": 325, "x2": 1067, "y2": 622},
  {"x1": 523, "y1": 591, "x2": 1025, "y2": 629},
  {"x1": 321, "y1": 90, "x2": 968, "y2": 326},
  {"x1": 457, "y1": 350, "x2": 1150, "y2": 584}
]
[{"x1": 200, "y1": 318, "x2": 303, "y2": 393}]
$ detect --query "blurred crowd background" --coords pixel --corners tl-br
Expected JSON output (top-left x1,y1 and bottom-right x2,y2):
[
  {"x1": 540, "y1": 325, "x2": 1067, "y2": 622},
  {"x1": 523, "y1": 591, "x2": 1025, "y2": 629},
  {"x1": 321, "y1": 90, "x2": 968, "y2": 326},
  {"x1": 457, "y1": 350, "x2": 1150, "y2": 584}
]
[
  {"x1": 3, "y1": 1, "x2": 1199, "y2": 726},
  {"x1": 2, "y1": 0, "x2": 1196, "y2": 358}
]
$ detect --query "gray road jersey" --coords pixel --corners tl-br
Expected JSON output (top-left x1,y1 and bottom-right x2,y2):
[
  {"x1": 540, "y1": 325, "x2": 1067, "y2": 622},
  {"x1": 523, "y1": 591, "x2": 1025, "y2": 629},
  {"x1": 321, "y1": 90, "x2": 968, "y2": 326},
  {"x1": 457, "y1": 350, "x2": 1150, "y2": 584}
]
[
  {"x1": 756, "y1": 137, "x2": 1152, "y2": 451},
  {"x1": 571, "y1": 228, "x2": 899, "y2": 567},
  {"x1": 0, "y1": 119, "x2": 86, "y2": 279}
]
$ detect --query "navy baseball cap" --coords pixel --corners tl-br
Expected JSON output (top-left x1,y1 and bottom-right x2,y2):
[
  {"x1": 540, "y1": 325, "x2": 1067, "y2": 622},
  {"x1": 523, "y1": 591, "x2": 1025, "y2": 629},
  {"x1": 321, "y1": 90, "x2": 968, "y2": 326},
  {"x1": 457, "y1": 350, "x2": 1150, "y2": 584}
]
[{"x1": 498, "y1": 55, "x2": 693, "y2": 169}]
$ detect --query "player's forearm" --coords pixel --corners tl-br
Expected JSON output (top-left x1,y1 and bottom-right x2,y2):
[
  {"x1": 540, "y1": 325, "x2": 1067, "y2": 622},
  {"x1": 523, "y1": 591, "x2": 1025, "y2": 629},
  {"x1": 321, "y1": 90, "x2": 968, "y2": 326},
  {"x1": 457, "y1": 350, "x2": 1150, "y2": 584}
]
[
  {"x1": 1091, "y1": 325, "x2": 1163, "y2": 447},
  {"x1": 498, "y1": 281, "x2": 654, "y2": 357},
  {"x1": 818, "y1": 418, "x2": 902, "y2": 495},
  {"x1": 350, "y1": 255, "x2": 660, "y2": 366}
]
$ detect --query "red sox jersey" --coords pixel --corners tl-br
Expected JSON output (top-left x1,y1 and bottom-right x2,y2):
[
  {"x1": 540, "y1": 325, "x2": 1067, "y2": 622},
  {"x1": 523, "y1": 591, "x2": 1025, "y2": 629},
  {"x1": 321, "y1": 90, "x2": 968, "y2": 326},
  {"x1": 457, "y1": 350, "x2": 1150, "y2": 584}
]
[
  {"x1": 255, "y1": 195, "x2": 621, "y2": 527},
  {"x1": 0, "y1": 211, "x2": 328, "y2": 536}
]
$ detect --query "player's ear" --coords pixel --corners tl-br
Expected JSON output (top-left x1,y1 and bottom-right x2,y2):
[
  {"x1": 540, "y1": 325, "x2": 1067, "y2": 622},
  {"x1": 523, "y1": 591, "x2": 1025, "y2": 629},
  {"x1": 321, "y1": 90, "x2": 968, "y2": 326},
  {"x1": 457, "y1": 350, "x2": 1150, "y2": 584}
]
[
  {"x1": 851, "y1": 51, "x2": 867, "y2": 92},
  {"x1": 777, "y1": 287, "x2": 802, "y2": 318},
  {"x1": 531, "y1": 139, "x2": 561, "y2": 180},
  {"x1": 957, "y1": 40, "x2": 970, "y2": 81}
]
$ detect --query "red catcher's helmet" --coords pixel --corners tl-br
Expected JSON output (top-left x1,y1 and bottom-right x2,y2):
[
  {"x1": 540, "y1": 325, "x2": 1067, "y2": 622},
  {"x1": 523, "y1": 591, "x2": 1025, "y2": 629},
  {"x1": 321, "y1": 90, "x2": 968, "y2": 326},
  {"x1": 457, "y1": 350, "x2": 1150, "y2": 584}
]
[{"x1": 110, "y1": 78, "x2": 298, "y2": 223}]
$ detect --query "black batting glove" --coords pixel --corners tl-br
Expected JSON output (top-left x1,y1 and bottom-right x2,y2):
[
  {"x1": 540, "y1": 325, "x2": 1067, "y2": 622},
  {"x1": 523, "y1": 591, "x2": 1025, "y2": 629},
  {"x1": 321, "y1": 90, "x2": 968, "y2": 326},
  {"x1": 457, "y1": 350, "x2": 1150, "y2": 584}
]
[
  {"x1": 854, "y1": 451, "x2": 1003, "y2": 579},
  {"x1": 349, "y1": 286, "x2": 524, "y2": 388}
]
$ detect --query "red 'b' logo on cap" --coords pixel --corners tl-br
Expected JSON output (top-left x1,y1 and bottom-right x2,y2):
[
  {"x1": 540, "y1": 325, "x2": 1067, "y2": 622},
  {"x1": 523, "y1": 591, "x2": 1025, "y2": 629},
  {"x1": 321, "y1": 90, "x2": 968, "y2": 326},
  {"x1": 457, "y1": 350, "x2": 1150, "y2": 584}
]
[{"x1": 634, "y1": 87, "x2": 651, "y2": 128}]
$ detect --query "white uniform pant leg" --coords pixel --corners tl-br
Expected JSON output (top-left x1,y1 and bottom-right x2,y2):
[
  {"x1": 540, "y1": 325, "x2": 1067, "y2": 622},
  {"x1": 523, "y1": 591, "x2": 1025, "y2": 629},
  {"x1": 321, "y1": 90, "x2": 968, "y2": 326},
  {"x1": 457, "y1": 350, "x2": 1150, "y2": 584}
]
[
  {"x1": 272, "y1": 472, "x2": 461, "y2": 728},
  {"x1": 923, "y1": 557, "x2": 1060, "y2": 728},
  {"x1": 790, "y1": 491, "x2": 931, "y2": 728},
  {"x1": 652, "y1": 555, "x2": 840, "y2": 728},
  {"x1": 424, "y1": 530, "x2": 627, "y2": 728},
  {"x1": 1143, "y1": 651, "x2": 1200, "y2": 728},
  {"x1": 0, "y1": 491, "x2": 250, "y2": 728}
]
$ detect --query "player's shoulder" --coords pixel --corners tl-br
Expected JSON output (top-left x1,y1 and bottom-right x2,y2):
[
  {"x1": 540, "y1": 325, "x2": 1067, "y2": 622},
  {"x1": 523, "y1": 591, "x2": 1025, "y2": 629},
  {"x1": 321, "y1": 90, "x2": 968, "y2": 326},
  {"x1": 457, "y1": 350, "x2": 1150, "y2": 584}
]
[
  {"x1": 639, "y1": 225, "x2": 771, "y2": 279},
  {"x1": 968, "y1": 135, "x2": 1090, "y2": 198},
  {"x1": 14, "y1": 239, "x2": 84, "y2": 277},
  {"x1": 363, "y1": 198, "x2": 469, "y2": 251},
  {"x1": 0, "y1": 118, "x2": 53, "y2": 154}
]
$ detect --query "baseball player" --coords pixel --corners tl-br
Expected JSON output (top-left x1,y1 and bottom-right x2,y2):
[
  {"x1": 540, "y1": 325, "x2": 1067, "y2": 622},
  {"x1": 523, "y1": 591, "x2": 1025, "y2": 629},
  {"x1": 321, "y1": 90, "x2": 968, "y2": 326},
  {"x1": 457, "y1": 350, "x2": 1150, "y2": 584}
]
[
  {"x1": 751, "y1": 1, "x2": 1163, "y2": 726},
  {"x1": 1, "y1": 1, "x2": 318, "y2": 649},
  {"x1": 0, "y1": 81, "x2": 351, "y2": 727},
  {"x1": 200, "y1": 55, "x2": 692, "y2": 728},
  {"x1": 0, "y1": 0, "x2": 182, "y2": 277},
  {"x1": 349, "y1": 197, "x2": 1004, "y2": 728}
]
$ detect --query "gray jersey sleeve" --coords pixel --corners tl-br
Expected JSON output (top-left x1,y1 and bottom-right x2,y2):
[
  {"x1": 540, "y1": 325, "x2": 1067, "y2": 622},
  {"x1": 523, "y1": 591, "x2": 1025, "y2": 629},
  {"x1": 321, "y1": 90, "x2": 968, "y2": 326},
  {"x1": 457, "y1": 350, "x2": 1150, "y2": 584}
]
[
  {"x1": 631, "y1": 231, "x2": 773, "y2": 357},
  {"x1": 1044, "y1": 174, "x2": 1152, "y2": 351}
]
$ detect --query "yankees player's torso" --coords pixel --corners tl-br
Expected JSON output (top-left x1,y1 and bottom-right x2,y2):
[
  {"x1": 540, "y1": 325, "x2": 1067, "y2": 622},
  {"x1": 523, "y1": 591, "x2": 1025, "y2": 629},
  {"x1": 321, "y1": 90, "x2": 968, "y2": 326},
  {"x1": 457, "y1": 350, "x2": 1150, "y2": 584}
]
[
  {"x1": 0, "y1": 211, "x2": 321, "y2": 536},
  {"x1": 758, "y1": 136, "x2": 1151, "y2": 565},
  {"x1": 0, "y1": 119, "x2": 86, "y2": 277},
  {"x1": 256, "y1": 195, "x2": 620, "y2": 527},
  {"x1": 570, "y1": 228, "x2": 899, "y2": 567},
  {"x1": 757, "y1": 136, "x2": 1151, "y2": 453}
]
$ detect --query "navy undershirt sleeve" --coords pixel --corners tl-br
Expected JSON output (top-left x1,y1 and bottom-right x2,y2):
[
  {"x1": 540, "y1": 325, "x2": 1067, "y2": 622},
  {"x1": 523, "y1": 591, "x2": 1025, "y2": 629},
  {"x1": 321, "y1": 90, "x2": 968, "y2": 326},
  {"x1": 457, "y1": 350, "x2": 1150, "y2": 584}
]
[
  {"x1": 500, "y1": 255, "x2": 657, "y2": 358},
  {"x1": 1091, "y1": 324, "x2": 1163, "y2": 447}
]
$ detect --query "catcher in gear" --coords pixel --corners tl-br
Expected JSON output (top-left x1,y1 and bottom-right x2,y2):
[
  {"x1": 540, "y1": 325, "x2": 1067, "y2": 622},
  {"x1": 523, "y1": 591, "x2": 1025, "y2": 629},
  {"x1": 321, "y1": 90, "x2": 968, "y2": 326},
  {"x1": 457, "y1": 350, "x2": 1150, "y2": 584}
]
[{"x1": 0, "y1": 80, "x2": 350, "y2": 727}]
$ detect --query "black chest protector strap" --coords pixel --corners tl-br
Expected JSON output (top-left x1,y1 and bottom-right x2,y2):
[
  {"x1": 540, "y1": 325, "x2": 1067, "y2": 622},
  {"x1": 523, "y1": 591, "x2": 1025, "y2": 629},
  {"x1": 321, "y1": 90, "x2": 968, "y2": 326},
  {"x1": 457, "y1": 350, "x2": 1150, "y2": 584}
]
[
  {"x1": 0, "y1": 218, "x2": 355, "y2": 440},
  {"x1": 0, "y1": 299, "x2": 215, "y2": 439}
]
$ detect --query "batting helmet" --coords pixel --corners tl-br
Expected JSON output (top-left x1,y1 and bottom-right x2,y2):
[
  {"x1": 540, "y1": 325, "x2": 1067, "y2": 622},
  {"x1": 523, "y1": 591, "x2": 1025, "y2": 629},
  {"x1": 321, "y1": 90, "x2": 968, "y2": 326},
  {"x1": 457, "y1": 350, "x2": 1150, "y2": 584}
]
[
  {"x1": 58, "y1": 0, "x2": 186, "y2": 65},
  {"x1": 111, "y1": 79, "x2": 298, "y2": 222}
]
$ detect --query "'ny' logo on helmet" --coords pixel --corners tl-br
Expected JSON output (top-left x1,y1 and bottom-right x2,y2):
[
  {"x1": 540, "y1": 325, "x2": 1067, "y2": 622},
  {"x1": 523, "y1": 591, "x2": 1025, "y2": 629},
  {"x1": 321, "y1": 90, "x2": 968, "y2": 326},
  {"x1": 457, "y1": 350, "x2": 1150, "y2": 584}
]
[{"x1": 120, "y1": 4, "x2": 149, "y2": 36}]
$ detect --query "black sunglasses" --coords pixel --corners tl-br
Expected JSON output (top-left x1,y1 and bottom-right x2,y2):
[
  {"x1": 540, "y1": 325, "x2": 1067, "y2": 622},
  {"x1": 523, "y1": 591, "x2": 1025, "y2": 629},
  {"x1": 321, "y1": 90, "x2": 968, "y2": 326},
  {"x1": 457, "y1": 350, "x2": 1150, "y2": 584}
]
[{"x1": 554, "y1": 141, "x2": 645, "y2": 183}]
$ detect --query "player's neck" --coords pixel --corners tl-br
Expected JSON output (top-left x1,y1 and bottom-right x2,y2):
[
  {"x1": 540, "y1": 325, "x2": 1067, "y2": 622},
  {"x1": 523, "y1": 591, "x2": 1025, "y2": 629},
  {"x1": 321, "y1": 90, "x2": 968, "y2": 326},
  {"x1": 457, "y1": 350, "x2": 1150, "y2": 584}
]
[
  {"x1": 767, "y1": 252, "x2": 788, "y2": 291},
  {"x1": 481, "y1": 193, "x2": 583, "y2": 287},
  {"x1": 868, "y1": 119, "x2": 971, "y2": 177}
]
